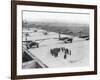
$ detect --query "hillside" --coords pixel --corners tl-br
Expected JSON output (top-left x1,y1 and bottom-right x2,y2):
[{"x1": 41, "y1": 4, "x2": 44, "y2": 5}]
[{"x1": 22, "y1": 21, "x2": 89, "y2": 36}]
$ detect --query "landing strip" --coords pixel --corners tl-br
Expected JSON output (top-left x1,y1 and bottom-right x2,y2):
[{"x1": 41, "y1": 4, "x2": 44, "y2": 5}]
[{"x1": 25, "y1": 39, "x2": 89, "y2": 68}]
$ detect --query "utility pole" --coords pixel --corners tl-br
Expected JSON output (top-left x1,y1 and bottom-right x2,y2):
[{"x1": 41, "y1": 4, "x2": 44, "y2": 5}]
[
  {"x1": 78, "y1": 31, "x2": 83, "y2": 37},
  {"x1": 25, "y1": 32, "x2": 29, "y2": 49},
  {"x1": 59, "y1": 32, "x2": 61, "y2": 39}
]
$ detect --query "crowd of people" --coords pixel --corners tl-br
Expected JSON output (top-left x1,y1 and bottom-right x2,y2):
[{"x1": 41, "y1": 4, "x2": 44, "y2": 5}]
[{"x1": 50, "y1": 47, "x2": 71, "y2": 59}]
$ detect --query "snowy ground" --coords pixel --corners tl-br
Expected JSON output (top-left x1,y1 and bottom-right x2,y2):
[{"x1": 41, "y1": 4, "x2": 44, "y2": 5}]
[{"x1": 22, "y1": 28, "x2": 90, "y2": 68}]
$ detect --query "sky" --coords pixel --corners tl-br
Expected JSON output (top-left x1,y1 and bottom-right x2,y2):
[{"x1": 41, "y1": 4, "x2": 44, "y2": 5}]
[{"x1": 23, "y1": 10, "x2": 90, "y2": 24}]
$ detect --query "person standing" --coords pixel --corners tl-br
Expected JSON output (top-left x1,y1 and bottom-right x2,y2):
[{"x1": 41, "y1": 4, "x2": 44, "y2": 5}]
[
  {"x1": 69, "y1": 50, "x2": 71, "y2": 56},
  {"x1": 64, "y1": 54, "x2": 67, "y2": 59}
]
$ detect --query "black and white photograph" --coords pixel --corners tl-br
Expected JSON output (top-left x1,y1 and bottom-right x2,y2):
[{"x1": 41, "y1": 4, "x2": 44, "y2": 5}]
[
  {"x1": 22, "y1": 11, "x2": 90, "y2": 69},
  {"x1": 11, "y1": 1, "x2": 97, "y2": 79}
]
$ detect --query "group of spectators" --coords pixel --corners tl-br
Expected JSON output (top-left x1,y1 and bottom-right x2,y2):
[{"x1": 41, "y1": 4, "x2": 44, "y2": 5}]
[{"x1": 50, "y1": 47, "x2": 71, "y2": 59}]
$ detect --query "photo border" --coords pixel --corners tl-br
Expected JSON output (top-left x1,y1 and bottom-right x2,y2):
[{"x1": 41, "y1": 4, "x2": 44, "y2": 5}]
[{"x1": 11, "y1": 1, "x2": 97, "y2": 80}]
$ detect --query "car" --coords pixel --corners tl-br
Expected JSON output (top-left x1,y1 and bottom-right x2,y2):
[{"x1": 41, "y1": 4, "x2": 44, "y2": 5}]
[
  {"x1": 59, "y1": 37, "x2": 68, "y2": 40},
  {"x1": 26, "y1": 41, "x2": 39, "y2": 49},
  {"x1": 64, "y1": 38, "x2": 73, "y2": 43},
  {"x1": 59, "y1": 37, "x2": 73, "y2": 43},
  {"x1": 85, "y1": 37, "x2": 89, "y2": 40}
]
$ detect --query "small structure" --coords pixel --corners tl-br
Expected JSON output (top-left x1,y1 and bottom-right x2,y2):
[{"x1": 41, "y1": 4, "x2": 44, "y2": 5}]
[
  {"x1": 43, "y1": 32, "x2": 48, "y2": 35},
  {"x1": 34, "y1": 30, "x2": 37, "y2": 32}
]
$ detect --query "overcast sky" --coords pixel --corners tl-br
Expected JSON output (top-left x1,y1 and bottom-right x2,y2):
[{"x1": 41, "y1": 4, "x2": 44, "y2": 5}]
[{"x1": 23, "y1": 11, "x2": 90, "y2": 24}]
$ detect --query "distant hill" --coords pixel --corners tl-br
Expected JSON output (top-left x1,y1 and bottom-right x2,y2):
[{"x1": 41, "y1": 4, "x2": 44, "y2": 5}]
[{"x1": 22, "y1": 21, "x2": 89, "y2": 36}]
